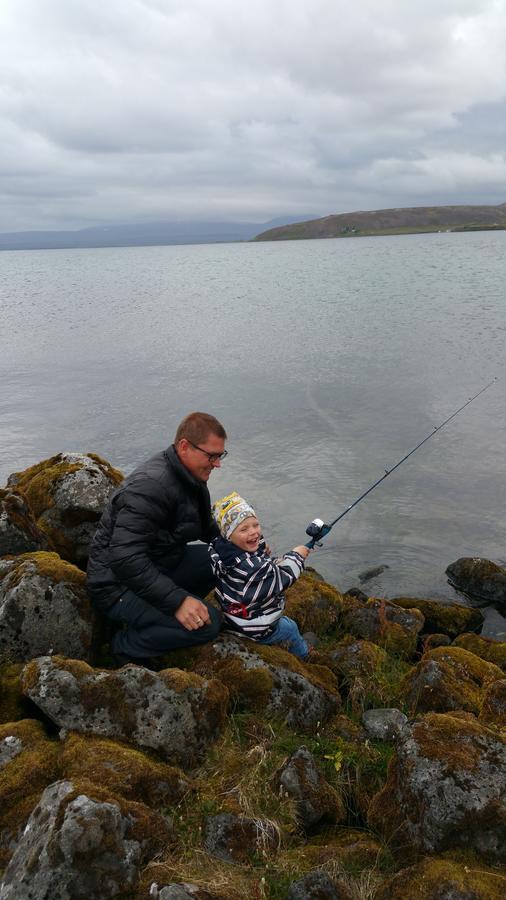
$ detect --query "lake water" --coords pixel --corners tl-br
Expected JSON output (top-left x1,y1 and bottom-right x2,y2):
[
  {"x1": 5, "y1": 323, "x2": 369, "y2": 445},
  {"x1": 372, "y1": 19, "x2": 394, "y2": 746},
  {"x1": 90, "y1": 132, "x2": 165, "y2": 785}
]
[{"x1": 1, "y1": 232, "x2": 505, "y2": 633}]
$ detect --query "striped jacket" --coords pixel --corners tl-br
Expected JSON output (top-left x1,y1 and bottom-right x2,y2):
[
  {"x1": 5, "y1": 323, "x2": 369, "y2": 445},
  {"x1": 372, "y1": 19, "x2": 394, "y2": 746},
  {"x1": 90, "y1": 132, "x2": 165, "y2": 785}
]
[{"x1": 208, "y1": 536, "x2": 305, "y2": 639}]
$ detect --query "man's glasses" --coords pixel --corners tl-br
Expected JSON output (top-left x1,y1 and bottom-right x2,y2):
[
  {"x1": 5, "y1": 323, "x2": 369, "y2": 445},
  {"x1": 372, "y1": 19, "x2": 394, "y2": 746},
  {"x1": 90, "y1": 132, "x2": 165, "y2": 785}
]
[{"x1": 187, "y1": 439, "x2": 228, "y2": 463}]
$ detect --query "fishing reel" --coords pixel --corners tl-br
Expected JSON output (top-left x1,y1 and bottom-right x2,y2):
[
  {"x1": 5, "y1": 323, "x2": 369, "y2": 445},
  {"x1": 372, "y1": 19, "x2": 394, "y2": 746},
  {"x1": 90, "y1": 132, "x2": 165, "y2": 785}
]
[{"x1": 305, "y1": 518, "x2": 331, "y2": 547}]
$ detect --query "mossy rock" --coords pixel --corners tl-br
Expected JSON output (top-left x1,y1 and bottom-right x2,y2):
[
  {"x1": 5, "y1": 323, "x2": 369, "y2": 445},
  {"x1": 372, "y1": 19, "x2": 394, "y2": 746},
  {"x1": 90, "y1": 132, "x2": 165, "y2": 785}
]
[
  {"x1": 284, "y1": 572, "x2": 345, "y2": 635},
  {"x1": 453, "y1": 633, "x2": 506, "y2": 672},
  {"x1": 0, "y1": 777, "x2": 174, "y2": 898},
  {"x1": 0, "y1": 719, "x2": 61, "y2": 868},
  {"x1": 446, "y1": 557, "x2": 506, "y2": 609},
  {"x1": 22, "y1": 655, "x2": 229, "y2": 766},
  {"x1": 0, "y1": 663, "x2": 26, "y2": 724},
  {"x1": 61, "y1": 732, "x2": 194, "y2": 808},
  {"x1": 401, "y1": 646, "x2": 504, "y2": 715},
  {"x1": 0, "y1": 551, "x2": 95, "y2": 663},
  {"x1": 391, "y1": 596, "x2": 484, "y2": 638},
  {"x1": 0, "y1": 488, "x2": 46, "y2": 556},
  {"x1": 375, "y1": 854, "x2": 506, "y2": 899},
  {"x1": 368, "y1": 712, "x2": 506, "y2": 862},
  {"x1": 8, "y1": 452, "x2": 123, "y2": 568},
  {"x1": 479, "y1": 678, "x2": 506, "y2": 729},
  {"x1": 192, "y1": 635, "x2": 340, "y2": 732},
  {"x1": 340, "y1": 595, "x2": 424, "y2": 657}
]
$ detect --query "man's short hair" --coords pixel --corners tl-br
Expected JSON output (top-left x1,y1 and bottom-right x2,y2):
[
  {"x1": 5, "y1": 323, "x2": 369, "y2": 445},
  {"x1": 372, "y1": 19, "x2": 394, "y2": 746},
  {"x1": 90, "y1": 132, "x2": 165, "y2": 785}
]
[{"x1": 174, "y1": 412, "x2": 227, "y2": 446}]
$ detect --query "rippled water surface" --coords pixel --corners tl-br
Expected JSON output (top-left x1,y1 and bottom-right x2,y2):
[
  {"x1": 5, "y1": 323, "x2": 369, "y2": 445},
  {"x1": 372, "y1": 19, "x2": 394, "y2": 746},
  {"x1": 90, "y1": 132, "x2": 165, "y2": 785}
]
[{"x1": 1, "y1": 232, "x2": 505, "y2": 622}]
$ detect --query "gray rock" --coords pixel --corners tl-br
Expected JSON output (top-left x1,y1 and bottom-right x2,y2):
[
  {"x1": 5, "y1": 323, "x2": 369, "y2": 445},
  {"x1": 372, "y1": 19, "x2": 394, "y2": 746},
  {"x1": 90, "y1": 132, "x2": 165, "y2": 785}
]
[
  {"x1": 0, "y1": 553, "x2": 93, "y2": 663},
  {"x1": 287, "y1": 871, "x2": 350, "y2": 899},
  {"x1": 206, "y1": 635, "x2": 340, "y2": 731},
  {"x1": 0, "y1": 780, "x2": 142, "y2": 899},
  {"x1": 274, "y1": 746, "x2": 346, "y2": 831},
  {"x1": 204, "y1": 812, "x2": 279, "y2": 864},
  {"x1": 0, "y1": 490, "x2": 45, "y2": 556},
  {"x1": 446, "y1": 557, "x2": 506, "y2": 611},
  {"x1": 8, "y1": 452, "x2": 123, "y2": 567},
  {"x1": 22, "y1": 656, "x2": 228, "y2": 765},
  {"x1": 153, "y1": 886, "x2": 213, "y2": 899},
  {"x1": 0, "y1": 736, "x2": 23, "y2": 770},
  {"x1": 362, "y1": 708, "x2": 408, "y2": 741},
  {"x1": 368, "y1": 713, "x2": 506, "y2": 862}
]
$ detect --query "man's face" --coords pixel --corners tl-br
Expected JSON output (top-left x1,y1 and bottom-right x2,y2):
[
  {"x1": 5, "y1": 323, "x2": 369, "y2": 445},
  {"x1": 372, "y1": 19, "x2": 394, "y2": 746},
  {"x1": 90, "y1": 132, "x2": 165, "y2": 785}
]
[{"x1": 176, "y1": 433, "x2": 226, "y2": 482}]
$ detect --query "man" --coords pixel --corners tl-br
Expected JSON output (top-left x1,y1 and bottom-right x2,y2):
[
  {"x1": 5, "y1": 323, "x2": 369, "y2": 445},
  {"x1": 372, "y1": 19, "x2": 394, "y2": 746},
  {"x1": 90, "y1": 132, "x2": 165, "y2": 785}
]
[{"x1": 86, "y1": 412, "x2": 227, "y2": 665}]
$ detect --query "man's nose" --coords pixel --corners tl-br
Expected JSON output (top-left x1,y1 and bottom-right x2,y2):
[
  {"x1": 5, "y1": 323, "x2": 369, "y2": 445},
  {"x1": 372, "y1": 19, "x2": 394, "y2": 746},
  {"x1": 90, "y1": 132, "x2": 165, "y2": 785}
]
[{"x1": 212, "y1": 457, "x2": 221, "y2": 468}]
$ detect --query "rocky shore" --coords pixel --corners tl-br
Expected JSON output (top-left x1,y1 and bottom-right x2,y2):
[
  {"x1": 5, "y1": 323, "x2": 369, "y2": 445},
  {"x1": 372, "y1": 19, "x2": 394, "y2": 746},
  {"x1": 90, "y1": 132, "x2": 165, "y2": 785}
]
[{"x1": 0, "y1": 453, "x2": 505, "y2": 899}]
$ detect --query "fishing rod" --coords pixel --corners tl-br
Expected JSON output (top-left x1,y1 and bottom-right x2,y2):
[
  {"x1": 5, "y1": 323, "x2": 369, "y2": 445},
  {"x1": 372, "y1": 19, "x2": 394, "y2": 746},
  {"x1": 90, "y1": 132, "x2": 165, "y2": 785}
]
[{"x1": 305, "y1": 377, "x2": 498, "y2": 549}]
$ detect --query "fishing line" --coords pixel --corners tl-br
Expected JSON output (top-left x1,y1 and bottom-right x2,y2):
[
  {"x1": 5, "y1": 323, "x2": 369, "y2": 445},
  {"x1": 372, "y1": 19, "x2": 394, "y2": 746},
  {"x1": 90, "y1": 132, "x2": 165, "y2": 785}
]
[{"x1": 305, "y1": 377, "x2": 498, "y2": 549}]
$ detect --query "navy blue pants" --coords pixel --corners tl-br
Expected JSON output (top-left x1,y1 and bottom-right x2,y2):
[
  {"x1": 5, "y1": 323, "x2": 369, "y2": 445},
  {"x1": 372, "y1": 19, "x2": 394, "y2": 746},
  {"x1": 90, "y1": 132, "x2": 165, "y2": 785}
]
[{"x1": 107, "y1": 544, "x2": 221, "y2": 658}]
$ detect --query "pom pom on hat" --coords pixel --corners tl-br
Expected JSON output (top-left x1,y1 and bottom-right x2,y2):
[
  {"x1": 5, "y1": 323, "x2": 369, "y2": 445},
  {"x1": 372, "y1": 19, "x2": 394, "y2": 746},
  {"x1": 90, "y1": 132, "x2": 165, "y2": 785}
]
[{"x1": 212, "y1": 491, "x2": 256, "y2": 539}]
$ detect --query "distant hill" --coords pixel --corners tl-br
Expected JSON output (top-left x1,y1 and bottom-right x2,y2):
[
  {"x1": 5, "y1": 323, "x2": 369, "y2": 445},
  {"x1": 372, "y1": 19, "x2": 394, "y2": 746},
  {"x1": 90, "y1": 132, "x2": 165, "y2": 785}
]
[
  {"x1": 0, "y1": 215, "x2": 316, "y2": 252},
  {"x1": 253, "y1": 203, "x2": 506, "y2": 241}
]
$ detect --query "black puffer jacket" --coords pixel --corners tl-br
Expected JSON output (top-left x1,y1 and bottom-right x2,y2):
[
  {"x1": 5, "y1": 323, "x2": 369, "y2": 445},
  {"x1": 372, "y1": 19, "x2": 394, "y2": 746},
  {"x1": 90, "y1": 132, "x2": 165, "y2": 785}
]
[{"x1": 86, "y1": 445, "x2": 218, "y2": 613}]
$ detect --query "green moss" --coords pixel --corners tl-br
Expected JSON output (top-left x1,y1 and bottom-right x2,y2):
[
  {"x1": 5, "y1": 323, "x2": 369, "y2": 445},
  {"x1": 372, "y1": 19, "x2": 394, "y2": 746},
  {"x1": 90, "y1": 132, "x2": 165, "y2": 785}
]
[
  {"x1": 454, "y1": 634, "x2": 506, "y2": 672},
  {"x1": 0, "y1": 664, "x2": 26, "y2": 724},
  {"x1": 412, "y1": 712, "x2": 502, "y2": 773},
  {"x1": 10, "y1": 455, "x2": 83, "y2": 519},
  {"x1": 0, "y1": 719, "x2": 61, "y2": 867},
  {"x1": 61, "y1": 733, "x2": 194, "y2": 808},
  {"x1": 4, "y1": 552, "x2": 86, "y2": 588},
  {"x1": 86, "y1": 453, "x2": 124, "y2": 485},
  {"x1": 391, "y1": 597, "x2": 483, "y2": 638},
  {"x1": 341, "y1": 596, "x2": 423, "y2": 658},
  {"x1": 402, "y1": 646, "x2": 504, "y2": 715},
  {"x1": 284, "y1": 574, "x2": 345, "y2": 635},
  {"x1": 374, "y1": 854, "x2": 506, "y2": 899}
]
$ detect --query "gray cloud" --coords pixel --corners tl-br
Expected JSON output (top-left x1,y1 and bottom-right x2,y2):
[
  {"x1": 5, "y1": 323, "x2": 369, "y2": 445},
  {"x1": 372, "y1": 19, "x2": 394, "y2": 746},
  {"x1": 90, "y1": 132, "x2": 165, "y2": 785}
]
[{"x1": 1, "y1": 0, "x2": 505, "y2": 230}]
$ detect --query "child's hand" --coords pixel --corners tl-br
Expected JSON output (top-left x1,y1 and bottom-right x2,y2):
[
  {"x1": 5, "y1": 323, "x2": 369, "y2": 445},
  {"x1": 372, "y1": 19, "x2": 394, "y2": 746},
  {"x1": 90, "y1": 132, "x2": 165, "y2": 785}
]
[{"x1": 293, "y1": 545, "x2": 311, "y2": 559}]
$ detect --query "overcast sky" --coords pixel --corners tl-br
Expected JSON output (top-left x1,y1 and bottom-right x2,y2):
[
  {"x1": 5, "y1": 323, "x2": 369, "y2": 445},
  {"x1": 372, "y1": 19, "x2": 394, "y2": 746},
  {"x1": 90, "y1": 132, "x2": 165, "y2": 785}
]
[{"x1": 1, "y1": 0, "x2": 506, "y2": 231}]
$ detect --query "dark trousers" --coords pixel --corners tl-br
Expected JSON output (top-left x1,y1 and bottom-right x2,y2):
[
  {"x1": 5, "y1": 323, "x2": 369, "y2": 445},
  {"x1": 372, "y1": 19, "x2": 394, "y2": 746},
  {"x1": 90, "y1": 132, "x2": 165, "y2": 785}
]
[{"x1": 107, "y1": 544, "x2": 221, "y2": 658}]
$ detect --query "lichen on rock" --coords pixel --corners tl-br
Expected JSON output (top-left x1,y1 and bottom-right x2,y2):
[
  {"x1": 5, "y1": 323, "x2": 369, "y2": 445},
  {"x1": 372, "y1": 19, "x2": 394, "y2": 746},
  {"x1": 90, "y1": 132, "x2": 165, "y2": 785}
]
[
  {"x1": 22, "y1": 655, "x2": 229, "y2": 766},
  {"x1": 368, "y1": 712, "x2": 506, "y2": 862},
  {"x1": 391, "y1": 596, "x2": 484, "y2": 638},
  {"x1": 0, "y1": 551, "x2": 94, "y2": 663},
  {"x1": 7, "y1": 452, "x2": 123, "y2": 568},
  {"x1": 401, "y1": 646, "x2": 504, "y2": 715},
  {"x1": 192, "y1": 634, "x2": 340, "y2": 731}
]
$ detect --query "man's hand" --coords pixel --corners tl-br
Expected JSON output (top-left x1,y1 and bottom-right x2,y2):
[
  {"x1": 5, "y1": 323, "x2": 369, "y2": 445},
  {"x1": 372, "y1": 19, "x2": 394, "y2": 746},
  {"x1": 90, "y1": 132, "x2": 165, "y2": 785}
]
[{"x1": 175, "y1": 596, "x2": 211, "y2": 630}]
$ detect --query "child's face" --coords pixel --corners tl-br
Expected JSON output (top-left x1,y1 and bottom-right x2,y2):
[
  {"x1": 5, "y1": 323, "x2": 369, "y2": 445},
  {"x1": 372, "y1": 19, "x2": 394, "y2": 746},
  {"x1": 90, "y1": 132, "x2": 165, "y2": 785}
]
[{"x1": 229, "y1": 515, "x2": 261, "y2": 552}]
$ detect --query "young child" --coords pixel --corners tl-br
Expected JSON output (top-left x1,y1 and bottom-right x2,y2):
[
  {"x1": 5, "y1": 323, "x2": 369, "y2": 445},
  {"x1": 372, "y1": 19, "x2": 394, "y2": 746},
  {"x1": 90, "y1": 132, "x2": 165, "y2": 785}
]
[{"x1": 209, "y1": 491, "x2": 312, "y2": 659}]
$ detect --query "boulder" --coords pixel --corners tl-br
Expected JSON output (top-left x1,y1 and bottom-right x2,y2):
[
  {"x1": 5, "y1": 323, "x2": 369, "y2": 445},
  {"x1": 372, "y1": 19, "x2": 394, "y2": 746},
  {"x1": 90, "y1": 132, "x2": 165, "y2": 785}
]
[
  {"x1": 203, "y1": 812, "x2": 279, "y2": 864},
  {"x1": 8, "y1": 452, "x2": 123, "y2": 568},
  {"x1": 193, "y1": 635, "x2": 340, "y2": 731},
  {"x1": 329, "y1": 637, "x2": 388, "y2": 680},
  {"x1": 273, "y1": 746, "x2": 346, "y2": 831},
  {"x1": 368, "y1": 712, "x2": 506, "y2": 862},
  {"x1": 453, "y1": 632, "x2": 506, "y2": 671},
  {"x1": 286, "y1": 871, "x2": 352, "y2": 899},
  {"x1": 0, "y1": 778, "x2": 173, "y2": 899},
  {"x1": 391, "y1": 596, "x2": 483, "y2": 638},
  {"x1": 446, "y1": 557, "x2": 506, "y2": 610},
  {"x1": 61, "y1": 732, "x2": 194, "y2": 808},
  {"x1": 22, "y1": 656, "x2": 228, "y2": 766},
  {"x1": 0, "y1": 489, "x2": 46, "y2": 556},
  {"x1": 284, "y1": 573, "x2": 345, "y2": 635},
  {"x1": 361, "y1": 708, "x2": 407, "y2": 741},
  {"x1": 0, "y1": 719, "x2": 60, "y2": 869},
  {"x1": 340, "y1": 595, "x2": 424, "y2": 657},
  {"x1": 401, "y1": 646, "x2": 504, "y2": 715},
  {"x1": 0, "y1": 552, "x2": 94, "y2": 663},
  {"x1": 479, "y1": 678, "x2": 506, "y2": 728},
  {"x1": 421, "y1": 633, "x2": 451, "y2": 651}
]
